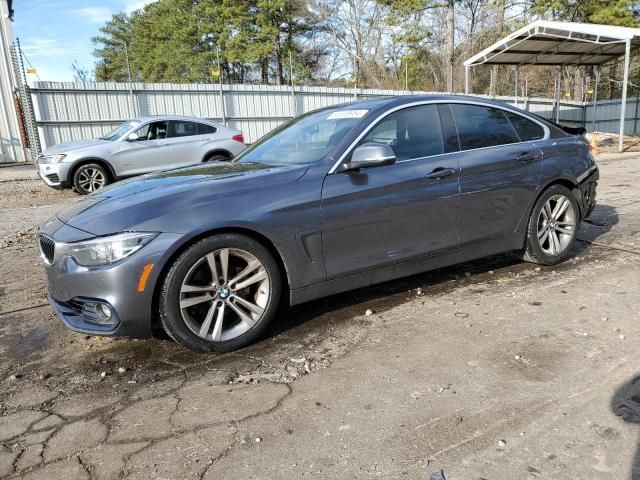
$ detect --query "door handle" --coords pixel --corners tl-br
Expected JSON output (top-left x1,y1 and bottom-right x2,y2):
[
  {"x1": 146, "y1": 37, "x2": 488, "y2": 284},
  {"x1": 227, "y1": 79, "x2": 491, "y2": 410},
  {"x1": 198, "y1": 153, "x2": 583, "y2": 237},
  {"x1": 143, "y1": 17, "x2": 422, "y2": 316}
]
[
  {"x1": 426, "y1": 167, "x2": 456, "y2": 179},
  {"x1": 516, "y1": 152, "x2": 536, "y2": 163}
]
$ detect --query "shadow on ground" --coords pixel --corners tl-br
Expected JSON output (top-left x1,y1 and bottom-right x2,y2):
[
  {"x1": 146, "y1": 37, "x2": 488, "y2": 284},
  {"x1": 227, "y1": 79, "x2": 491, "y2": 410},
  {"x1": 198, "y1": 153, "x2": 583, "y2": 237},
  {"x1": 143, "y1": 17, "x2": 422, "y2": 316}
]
[
  {"x1": 612, "y1": 374, "x2": 640, "y2": 480},
  {"x1": 577, "y1": 203, "x2": 619, "y2": 246}
]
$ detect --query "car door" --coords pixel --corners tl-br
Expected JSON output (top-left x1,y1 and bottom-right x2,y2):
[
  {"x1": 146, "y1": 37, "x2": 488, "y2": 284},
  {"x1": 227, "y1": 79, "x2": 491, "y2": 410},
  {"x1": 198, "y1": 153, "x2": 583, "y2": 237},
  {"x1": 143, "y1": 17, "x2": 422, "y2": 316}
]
[
  {"x1": 448, "y1": 103, "x2": 544, "y2": 246},
  {"x1": 165, "y1": 120, "x2": 211, "y2": 167},
  {"x1": 321, "y1": 103, "x2": 461, "y2": 280},
  {"x1": 113, "y1": 120, "x2": 174, "y2": 176}
]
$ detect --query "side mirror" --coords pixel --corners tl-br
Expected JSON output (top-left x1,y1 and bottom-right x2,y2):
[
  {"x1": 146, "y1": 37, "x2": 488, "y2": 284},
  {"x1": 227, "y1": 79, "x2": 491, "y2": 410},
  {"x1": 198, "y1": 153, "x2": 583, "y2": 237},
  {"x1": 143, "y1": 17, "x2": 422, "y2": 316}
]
[
  {"x1": 127, "y1": 133, "x2": 139, "y2": 142},
  {"x1": 341, "y1": 142, "x2": 396, "y2": 172}
]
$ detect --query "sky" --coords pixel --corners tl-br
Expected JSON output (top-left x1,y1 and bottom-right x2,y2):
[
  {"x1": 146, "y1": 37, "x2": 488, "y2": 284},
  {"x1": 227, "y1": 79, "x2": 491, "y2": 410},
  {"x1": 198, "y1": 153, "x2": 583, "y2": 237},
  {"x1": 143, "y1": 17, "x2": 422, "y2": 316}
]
[{"x1": 11, "y1": 0, "x2": 155, "y2": 82}]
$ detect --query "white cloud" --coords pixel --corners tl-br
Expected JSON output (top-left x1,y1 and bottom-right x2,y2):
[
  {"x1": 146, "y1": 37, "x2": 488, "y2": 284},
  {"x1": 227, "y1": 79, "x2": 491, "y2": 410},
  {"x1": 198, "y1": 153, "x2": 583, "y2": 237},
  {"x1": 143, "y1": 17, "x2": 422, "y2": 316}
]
[
  {"x1": 21, "y1": 38, "x2": 66, "y2": 58},
  {"x1": 74, "y1": 6, "x2": 113, "y2": 24},
  {"x1": 21, "y1": 37, "x2": 87, "y2": 59}
]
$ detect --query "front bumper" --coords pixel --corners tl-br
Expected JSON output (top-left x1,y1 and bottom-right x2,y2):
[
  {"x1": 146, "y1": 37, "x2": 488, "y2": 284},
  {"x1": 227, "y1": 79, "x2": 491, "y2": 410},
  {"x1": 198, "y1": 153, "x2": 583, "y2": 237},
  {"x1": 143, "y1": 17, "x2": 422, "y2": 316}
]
[
  {"x1": 43, "y1": 231, "x2": 185, "y2": 338},
  {"x1": 36, "y1": 161, "x2": 72, "y2": 188}
]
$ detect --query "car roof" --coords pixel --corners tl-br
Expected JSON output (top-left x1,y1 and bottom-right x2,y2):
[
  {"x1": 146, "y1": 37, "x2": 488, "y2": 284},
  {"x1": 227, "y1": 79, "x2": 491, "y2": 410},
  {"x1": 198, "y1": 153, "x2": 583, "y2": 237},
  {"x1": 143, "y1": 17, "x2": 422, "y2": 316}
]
[
  {"x1": 339, "y1": 94, "x2": 528, "y2": 111},
  {"x1": 330, "y1": 94, "x2": 557, "y2": 128},
  {"x1": 317, "y1": 94, "x2": 519, "y2": 113},
  {"x1": 132, "y1": 115, "x2": 221, "y2": 125}
]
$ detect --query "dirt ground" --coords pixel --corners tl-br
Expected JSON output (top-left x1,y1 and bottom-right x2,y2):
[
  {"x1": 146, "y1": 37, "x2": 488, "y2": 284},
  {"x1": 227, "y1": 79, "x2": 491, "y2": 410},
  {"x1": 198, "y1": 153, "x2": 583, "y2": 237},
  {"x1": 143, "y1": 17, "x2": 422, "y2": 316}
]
[
  {"x1": 591, "y1": 132, "x2": 640, "y2": 153},
  {"x1": 0, "y1": 156, "x2": 639, "y2": 480}
]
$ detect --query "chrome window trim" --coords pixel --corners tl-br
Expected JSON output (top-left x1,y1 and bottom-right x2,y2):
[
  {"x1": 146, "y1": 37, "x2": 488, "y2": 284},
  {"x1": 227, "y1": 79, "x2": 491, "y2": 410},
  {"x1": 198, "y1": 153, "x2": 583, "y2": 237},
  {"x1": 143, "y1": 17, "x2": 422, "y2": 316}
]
[{"x1": 328, "y1": 99, "x2": 550, "y2": 174}]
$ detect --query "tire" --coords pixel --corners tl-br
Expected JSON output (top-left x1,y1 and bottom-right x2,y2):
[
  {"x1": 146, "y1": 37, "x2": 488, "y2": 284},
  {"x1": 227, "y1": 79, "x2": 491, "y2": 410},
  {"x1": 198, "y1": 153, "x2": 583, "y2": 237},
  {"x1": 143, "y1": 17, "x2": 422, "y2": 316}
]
[
  {"x1": 72, "y1": 163, "x2": 110, "y2": 195},
  {"x1": 203, "y1": 153, "x2": 231, "y2": 162},
  {"x1": 522, "y1": 184, "x2": 579, "y2": 265},
  {"x1": 159, "y1": 233, "x2": 282, "y2": 353}
]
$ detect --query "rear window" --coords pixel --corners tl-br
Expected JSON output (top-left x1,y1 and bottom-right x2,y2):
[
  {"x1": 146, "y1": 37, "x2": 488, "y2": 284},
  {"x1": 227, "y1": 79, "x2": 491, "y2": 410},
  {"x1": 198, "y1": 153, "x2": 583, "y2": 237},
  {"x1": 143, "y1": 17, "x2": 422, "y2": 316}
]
[
  {"x1": 450, "y1": 104, "x2": 519, "y2": 150},
  {"x1": 198, "y1": 123, "x2": 216, "y2": 135},
  {"x1": 505, "y1": 112, "x2": 544, "y2": 141}
]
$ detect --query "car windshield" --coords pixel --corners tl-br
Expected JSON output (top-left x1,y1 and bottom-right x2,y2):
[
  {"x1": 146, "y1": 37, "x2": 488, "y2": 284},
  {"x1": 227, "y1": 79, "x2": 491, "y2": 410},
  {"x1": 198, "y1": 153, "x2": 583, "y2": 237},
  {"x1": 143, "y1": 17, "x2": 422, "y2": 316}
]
[
  {"x1": 100, "y1": 120, "x2": 141, "y2": 141},
  {"x1": 235, "y1": 108, "x2": 368, "y2": 165}
]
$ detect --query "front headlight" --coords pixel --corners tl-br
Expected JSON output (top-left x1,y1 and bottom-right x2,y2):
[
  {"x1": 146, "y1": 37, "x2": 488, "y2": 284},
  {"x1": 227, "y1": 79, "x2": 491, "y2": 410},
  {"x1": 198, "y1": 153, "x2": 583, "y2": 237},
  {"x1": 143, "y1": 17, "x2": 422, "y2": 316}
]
[
  {"x1": 62, "y1": 232, "x2": 157, "y2": 266},
  {"x1": 38, "y1": 154, "x2": 67, "y2": 164}
]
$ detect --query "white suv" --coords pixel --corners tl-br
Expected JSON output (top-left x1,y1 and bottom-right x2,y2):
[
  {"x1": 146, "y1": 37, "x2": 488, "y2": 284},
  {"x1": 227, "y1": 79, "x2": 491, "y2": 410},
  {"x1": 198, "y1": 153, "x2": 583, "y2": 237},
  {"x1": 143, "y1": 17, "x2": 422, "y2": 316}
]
[{"x1": 36, "y1": 115, "x2": 247, "y2": 194}]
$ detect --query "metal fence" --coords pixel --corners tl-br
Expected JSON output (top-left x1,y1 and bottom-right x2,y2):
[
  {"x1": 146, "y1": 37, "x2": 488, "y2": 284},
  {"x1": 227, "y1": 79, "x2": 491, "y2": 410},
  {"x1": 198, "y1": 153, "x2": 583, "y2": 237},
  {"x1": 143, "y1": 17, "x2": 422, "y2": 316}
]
[
  {"x1": 21, "y1": 81, "x2": 633, "y2": 158},
  {"x1": 585, "y1": 96, "x2": 640, "y2": 135}
]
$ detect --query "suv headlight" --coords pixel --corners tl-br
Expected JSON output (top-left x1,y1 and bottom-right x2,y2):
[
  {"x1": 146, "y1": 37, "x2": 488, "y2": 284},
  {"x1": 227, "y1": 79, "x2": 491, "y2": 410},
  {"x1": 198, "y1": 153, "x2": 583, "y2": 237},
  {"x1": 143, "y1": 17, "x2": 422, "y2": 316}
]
[
  {"x1": 38, "y1": 154, "x2": 67, "y2": 164},
  {"x1": 61, "y1": 232, "x2": 157, "y2": 266}
]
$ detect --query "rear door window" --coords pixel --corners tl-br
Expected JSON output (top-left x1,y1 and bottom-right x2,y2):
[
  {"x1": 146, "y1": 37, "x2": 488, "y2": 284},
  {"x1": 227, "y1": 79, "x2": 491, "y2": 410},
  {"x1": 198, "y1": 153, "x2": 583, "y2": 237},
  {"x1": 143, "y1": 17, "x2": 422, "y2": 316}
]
[
  {"x1": 169, "y1": 121, "x2": 199, "y2": 138},
  {"x1": 450, "y1": 104, "x2": 519, "y2": 150},
  {"x1": 504, "y1": 112, "x2": 545, "y2": 141},
  {"x1": 361, "y1": 104, "x2": 444, "y2": 161}
]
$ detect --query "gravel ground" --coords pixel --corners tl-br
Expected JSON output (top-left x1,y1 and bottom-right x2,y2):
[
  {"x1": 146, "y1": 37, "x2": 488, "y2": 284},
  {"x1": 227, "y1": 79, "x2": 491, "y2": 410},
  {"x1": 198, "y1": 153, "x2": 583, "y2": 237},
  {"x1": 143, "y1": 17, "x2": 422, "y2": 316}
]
[{"x1": 0, "y1": 158, "x2": 639, "y2": 479}]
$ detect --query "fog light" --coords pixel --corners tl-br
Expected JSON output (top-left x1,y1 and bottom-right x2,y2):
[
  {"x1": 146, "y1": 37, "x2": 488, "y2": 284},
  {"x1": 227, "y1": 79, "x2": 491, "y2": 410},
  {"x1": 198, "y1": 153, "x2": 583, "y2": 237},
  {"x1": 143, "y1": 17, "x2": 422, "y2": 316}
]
[
  {"x1": 80, "y1": 300, "x2": 117, "y2": 325},
  {"x1": 99, "y1": 303, "x2": 113, "y2": 320}
]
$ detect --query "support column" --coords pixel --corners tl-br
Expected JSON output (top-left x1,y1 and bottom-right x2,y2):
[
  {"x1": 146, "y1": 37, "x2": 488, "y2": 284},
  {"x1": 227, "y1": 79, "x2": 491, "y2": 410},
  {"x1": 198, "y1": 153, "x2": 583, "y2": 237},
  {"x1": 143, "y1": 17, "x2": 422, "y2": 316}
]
[
  {"x1": 514, "y1": 65, "x2": 519, "y2": 106},
  {"x1": 464, "y1": 65, "x2": 469, "y2": 94},
  {"x1": 554, "y1": 66, "x2": 562, "y2": 123},
  {"x1": 619, "y1": 40, "x2": 631, "y2": 152},
  {"x1": 591, "y1": 66, "x2": 600, "y2": 133}
]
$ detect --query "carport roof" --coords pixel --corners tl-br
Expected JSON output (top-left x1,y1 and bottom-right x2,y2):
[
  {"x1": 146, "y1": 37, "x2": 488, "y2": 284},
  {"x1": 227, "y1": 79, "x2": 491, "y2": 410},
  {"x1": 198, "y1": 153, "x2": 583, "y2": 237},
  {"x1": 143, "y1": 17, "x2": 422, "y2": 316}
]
[{"x1": 464, "y1": 20, "x2": 640, "y2": 67}]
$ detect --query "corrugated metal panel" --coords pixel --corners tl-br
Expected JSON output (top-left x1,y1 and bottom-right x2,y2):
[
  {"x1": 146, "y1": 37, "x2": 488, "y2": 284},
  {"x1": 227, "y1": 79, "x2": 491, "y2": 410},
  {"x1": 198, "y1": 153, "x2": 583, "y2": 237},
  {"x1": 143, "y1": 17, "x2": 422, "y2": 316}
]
[{"x1": 30, "y1": 81, "x2": 639, "y2": 149}]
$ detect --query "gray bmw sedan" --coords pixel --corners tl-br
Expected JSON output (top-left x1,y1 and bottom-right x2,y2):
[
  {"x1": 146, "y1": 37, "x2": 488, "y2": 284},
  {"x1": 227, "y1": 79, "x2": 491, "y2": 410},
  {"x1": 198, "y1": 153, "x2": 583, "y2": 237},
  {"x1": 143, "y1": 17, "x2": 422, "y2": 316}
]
[{"x1": 38, "y1": 95, "x2": 599, "y2": 352}]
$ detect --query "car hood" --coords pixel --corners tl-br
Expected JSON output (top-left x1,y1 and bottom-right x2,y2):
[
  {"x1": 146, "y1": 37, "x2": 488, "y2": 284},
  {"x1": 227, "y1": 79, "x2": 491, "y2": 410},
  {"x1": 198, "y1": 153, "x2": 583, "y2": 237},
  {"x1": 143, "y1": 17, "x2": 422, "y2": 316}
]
[
  {"x1": 57, "y1": 161, "x2": 309, "y2": 235},
  {"x1": 41, "y1": 139, "x2": 111, "y2": 155}
]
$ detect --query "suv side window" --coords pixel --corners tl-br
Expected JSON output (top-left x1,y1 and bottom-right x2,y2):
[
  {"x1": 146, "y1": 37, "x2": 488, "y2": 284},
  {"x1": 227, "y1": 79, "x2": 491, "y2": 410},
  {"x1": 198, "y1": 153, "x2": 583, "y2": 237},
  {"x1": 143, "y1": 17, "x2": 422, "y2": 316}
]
[
  {"x1": 133, "y1": 121, "x2": 168, "y2": 141},
  {"x1": 198, "y1": 123, "x2": 216, "y2": 135},
  {"x1": 361, "y1": 104, "x2": 444, "y2": 161},
  {"x1": 169, "y1": 121, "x2": 199, "y2": 138},
  {"x1": 504, "y1": 111, "x2": 544, "y2": 141},
  {"x1": 450, "y1": 104, "x2": 519, "y2": 150}
]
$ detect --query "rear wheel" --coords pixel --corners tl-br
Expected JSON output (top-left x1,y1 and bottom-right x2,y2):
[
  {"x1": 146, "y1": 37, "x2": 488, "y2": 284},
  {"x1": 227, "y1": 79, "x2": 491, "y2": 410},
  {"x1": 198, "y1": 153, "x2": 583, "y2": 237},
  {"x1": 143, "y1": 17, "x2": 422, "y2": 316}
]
[
  {"x1": 522, "y1": 184, "x2": 579, "y2": 265},
  {"x1": 73, "y1": 163, "x2": 110, "y2": 195},
  {"x1": 159, "y1": 233, "x2": 281, "y2": 352},
  {"x1": 203, "y1": 152, "x2": 231, "y2": 162}
]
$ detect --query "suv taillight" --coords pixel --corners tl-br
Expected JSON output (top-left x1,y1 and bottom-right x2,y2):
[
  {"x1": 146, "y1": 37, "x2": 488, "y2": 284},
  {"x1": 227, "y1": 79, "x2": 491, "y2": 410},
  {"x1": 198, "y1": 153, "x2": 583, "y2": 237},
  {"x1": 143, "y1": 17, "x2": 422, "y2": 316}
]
[{"x1": 232, "y1": 134, "x2": 244, "y2": 144}]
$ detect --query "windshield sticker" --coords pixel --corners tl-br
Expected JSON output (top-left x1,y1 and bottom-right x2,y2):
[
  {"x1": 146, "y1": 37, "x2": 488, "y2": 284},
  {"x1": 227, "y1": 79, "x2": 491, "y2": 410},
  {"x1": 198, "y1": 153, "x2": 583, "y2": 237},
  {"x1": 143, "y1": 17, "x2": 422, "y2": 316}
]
[{"x1": 327, "y1": 110, "x2": 368, "y2": 120}]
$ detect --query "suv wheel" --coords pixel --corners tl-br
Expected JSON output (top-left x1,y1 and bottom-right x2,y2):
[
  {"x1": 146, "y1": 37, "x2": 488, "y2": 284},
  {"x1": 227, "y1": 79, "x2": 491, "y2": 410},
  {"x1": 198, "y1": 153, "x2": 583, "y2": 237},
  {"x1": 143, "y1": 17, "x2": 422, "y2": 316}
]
[
  {"x1": 522, "y1": 184, "x2": 579, "y2": 265},
  {"x1": 159, "y1": 233, "x2": 282, "y2": 352},
  {"x1": 73, "y1": 163, "x2": 110, "y2": 195},
  {"x1": 203, "y1": 152, "x2": 230, "y2": 162}
]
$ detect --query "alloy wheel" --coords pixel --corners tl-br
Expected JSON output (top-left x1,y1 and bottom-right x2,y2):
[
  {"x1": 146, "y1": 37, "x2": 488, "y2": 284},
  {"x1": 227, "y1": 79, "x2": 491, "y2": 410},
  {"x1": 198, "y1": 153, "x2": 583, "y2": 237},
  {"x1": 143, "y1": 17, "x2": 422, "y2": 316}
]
[
  {"x1": 179, "y1": 248, "x2": 270, "y2": 342},
  {"x1": 537, "y1": 194, "x2": 576, "y2": 256},
  {"x1": 78, "y1": 167, "x2": 106, "y2": 192}
]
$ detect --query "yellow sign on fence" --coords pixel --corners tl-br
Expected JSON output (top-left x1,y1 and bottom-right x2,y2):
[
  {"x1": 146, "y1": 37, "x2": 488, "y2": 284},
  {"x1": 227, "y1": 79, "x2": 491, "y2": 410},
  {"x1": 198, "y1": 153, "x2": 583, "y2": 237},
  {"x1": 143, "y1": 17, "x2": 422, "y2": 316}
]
[{"x1": 211, "y1": 69, "x2": 220, "y2": 78}]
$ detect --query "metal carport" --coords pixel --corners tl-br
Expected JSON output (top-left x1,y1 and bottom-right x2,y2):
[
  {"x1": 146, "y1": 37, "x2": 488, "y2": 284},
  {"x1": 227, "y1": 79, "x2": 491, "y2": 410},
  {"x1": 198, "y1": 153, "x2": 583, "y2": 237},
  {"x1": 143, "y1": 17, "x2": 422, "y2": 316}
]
[{"x1": 464, "y1": 20, "x2": 640, "y2": 152}]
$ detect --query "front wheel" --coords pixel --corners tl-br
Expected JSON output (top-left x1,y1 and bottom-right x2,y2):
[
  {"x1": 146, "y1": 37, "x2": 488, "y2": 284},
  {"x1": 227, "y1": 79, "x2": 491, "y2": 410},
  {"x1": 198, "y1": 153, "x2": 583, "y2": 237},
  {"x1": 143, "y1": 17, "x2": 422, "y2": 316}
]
[
  {"x1": 522, "y1": 184, "x2": 579, "y2": 265},
  {"x1": 159, "y1": 234, "x2": 282, "y2": 352},
  {"x1": 73, "y1": 163, "x2": 110, "y2": 195}
]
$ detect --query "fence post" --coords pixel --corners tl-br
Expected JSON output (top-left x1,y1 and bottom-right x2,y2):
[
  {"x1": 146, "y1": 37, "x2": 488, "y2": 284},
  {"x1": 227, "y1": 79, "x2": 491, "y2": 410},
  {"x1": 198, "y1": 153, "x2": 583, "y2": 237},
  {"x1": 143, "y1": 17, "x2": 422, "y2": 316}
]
[
  {"x1": 216, "y1": 46, "x2": 226, "y2": 125},
  {"x1": 289, "y1": 50, "x2": 296, "y2": 117}
]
